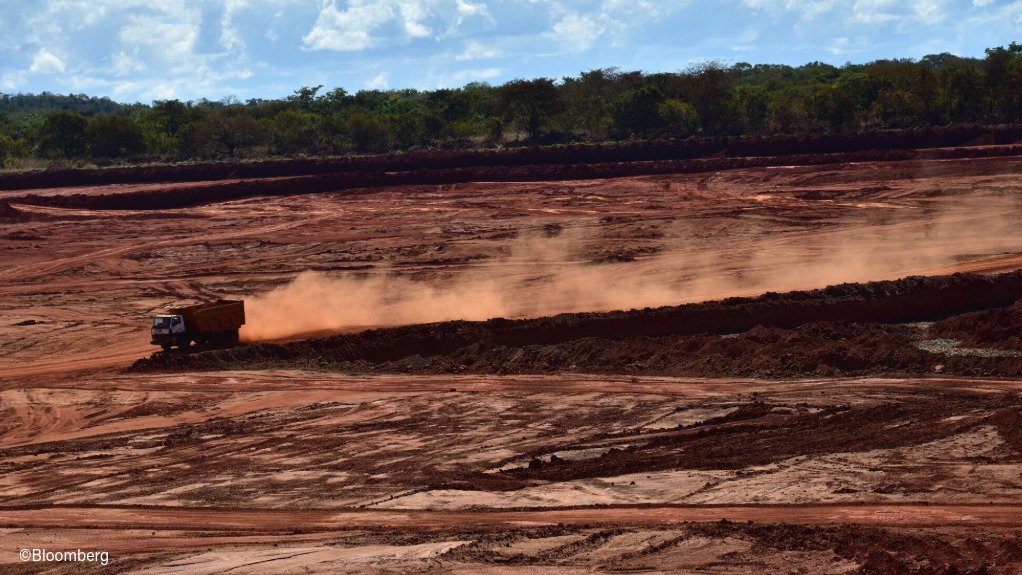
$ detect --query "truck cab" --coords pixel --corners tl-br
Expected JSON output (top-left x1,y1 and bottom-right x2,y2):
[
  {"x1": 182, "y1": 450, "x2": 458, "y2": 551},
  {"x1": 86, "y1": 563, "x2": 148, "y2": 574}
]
[{"x1": 151, "y1": 314, "x2": 187, "y2": 351}]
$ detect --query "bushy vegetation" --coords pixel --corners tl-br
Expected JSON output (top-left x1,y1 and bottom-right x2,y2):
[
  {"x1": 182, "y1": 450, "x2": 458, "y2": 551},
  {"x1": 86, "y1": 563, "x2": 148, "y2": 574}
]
[{"x1": 2, "y1": 45, "x2": 1021, "y2": 166}]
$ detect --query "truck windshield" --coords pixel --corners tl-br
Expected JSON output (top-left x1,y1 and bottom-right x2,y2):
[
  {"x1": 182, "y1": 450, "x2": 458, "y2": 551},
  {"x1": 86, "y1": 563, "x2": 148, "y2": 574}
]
[{"x1": 152, "y1": 317, "x2": 172, "y2": 329}]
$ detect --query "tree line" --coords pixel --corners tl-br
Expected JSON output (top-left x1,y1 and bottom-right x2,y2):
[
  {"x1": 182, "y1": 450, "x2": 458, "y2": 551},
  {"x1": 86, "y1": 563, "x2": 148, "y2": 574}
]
[{"x1": 1, "y1": 44, "x2": 1021, "y2": 167}]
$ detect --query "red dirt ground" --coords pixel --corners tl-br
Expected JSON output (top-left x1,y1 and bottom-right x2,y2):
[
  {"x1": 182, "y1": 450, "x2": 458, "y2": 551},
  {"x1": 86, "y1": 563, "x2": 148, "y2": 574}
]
[{"x1": 1, "y1": 143, "x2": 1022, "y2": 573}]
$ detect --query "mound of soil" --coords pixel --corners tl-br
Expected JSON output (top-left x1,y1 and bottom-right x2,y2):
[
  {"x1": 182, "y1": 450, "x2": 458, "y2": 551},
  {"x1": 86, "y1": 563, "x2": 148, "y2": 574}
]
[
  {"x1": 3, "y1": 125, "x2": 1021, "y2": 193},
  {"x1": 132, "y1": 271, "x2": 1022, "y2": 378},
  {"x1": 13, "y1": 143, "x2": 1022, "y2": 211},
  {"x1": 931, "y1": 299, "x2": 1022, "y2": 351},
  {"x1": 0, "y1": 201, "x2": 25, "y2": 222}
]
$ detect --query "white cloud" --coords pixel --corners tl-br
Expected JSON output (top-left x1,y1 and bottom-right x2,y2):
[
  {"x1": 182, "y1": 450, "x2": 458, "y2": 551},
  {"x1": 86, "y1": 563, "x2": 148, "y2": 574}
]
[
  {"x1": 972, "y1": 0, "x2": 996, "y2": 6},
  {"x1": 960, "y1": 0, "x2": 1022, "y2": 28},
  {"x1": 118, "y1": 13, "x2": 200, "y2": 69},
  {"x1": 265, "y1": 10, "x2": 285, "y2": 42},
  {"x1": 29, "y1": 49, "x2": 66, "y2": 74},
  {"x1": 580, "y1": 0, "x2": 690, "y2": 48},
  {"x1": 366, "y1": 71, "x2": 389, "y2": 88},
  {"x1": 828, "y1": 36, "x2": 850, "y2": 54},
  {"x1": 851, "y1": 0, "x2": 950, "y2": 25},
  {"x1": 911, "y1": 0, "x2": 951, "y2": 24},
  {"x1": 112, "y1": 81, "x2": 142, "y2": 97},
  {"x1": 455, "y1": 0, "x2": 490, "y2": 22},
  {"x1": 455, "y1": 39, "x2": 501, "y2": 60},
  {"x1": 303, "y1": 0, "x2": 496, "y2": 52},
  {"x1": 221, "y1": 0, "x2": 249, "y2": 51},
  {"x1": 303, "y1": 1, "x2": 396, "y2": 51},
  {"x1": 1, "y1": 71, "x2": 26, "y2": 90},
  {"x1": 850, "y1": 0, "x2": 899, "y2": 23},
  {"x1": 397, "y1": 1, "x2": 432, "y2": 38},
  {"x1": 111, "y1": 51, "x2": 146, "y2": 76},
  {"x1": 436, "y1": 66, "x2": 501, "y2": 87},
  {"x1": 453, "y1": 0, "x2": 495, "y2": 29},
  {"x1": 741, "y1": 0, "x2": 837, "y2": 17},
  {"x1": 745, "y1": 0, "x2": 948, "y2": 26},
  {"x1": 549, "y1": 12, "x2": 603, "y2": 52}
]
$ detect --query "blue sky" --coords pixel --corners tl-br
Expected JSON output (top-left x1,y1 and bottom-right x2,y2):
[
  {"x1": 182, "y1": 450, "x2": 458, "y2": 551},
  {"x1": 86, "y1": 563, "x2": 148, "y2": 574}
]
[{"x1": 1, "y1": 0, "x2": 1019, "y2": 103}]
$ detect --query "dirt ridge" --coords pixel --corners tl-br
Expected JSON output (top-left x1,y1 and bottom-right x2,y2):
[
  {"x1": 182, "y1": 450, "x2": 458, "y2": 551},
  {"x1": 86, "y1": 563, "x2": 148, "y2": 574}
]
[
  {"x1": 10, "y1": 144, "x2": 1022, "y2": 211},
  {"x1": 3, "y1": 124, "x2": 1021, "y2": 193},
  {"x1": 132, "y1": 271, "x2": 1022, "y2": 375}
]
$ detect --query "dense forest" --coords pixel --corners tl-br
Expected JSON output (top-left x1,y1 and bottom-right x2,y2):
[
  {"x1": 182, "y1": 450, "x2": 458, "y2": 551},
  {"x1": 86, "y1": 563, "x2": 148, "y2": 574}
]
[{"x1": 2, "y1": 44, "x2": 1021, "y2": 167}]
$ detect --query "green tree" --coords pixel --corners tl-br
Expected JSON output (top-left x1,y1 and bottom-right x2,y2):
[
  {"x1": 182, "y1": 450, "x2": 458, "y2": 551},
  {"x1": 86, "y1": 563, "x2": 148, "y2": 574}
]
[
  {"x1": 142, "y1": 99, "x2": 191, "y2": 156},
  {"x1": 767, "y1": 93, "x2": 810, "y2": 133},
  {"x1": 37, "y1": 111, "x2": 88, "y2": 159},
  {"x1": 560, "y1": 68, "x2": 619, "y2": 139},
  {"x1": 268, "y1": 109, "x2": 322, "y2": 155},
  {"x1": 733, "y1": 86, "x2": 770, "y2": 132},
  {"x1": 809, "y1": 84, "x2": 858, "y2": 131},
  {"x1": 935, "y1": 66, "x2": 984, "y2": 121},
  {"x1": 497, "y1": 78, "x2": 561, "y2": 141},
  {"x1": 149, "y1": 100, "x2": 190, "y2": 136},
  {"x1": 345, "y1": 112, "x2": 389, "y2": 153},
  {"x1": 187, "y1": 111, "x2": 265, "y2": 159},
  {"x1": 85, "y1": 115, "x2": 146, "y2": 158},
  {"x1": 388, "y1": 112, "x2": 425, "y2": 148},
  {"x1": 612, "y1": 84, "x2": 665, "y2": 137},
  {"x1": 687, "y1": 62, "x2": 734, "y2": 133},
  {"x1": 983, "y1": 45, "x2": 1022, "y2": 121},
  {"x1": 287, "y1": 85, "x2": 324, "y2": 110},
  {"x1": 0, "y1": 134, "x2": 17, "y2": 168},
  {"x1": 657, "y1": 99, "x2": 698, "y2": 136},
  {"x1": 869, "y1": 90, "x2": 921, "y2": 128}
]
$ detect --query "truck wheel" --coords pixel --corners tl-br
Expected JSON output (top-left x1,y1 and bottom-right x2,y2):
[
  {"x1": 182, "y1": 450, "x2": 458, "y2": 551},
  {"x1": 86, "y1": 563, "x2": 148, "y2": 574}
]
[
  {"x1": 161, "y1": 344, "x2": 172, "y2": 353},
  {"x1": 227, "y1": 329, "x2": 240, "y2": 348},
  {"x1": 177, "y1": 337, "x2": 189, "y2": 352}
]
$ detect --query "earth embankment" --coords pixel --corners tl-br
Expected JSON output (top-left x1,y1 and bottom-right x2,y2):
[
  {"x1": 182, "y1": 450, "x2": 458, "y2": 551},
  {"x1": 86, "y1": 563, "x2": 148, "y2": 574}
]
[
  {"x1": 1, "y1": 125, "x2": 1020, "y2": 192},
  {"x1": 132, "y1": 271, "x2": 1022, "y2": 377}
]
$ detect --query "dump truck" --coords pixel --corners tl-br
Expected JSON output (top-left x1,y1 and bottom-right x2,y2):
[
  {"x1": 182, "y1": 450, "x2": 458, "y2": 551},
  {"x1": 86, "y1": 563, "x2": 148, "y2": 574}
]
[{"x1": 150, "y1": 300, "x2": 245, "y2": 352}]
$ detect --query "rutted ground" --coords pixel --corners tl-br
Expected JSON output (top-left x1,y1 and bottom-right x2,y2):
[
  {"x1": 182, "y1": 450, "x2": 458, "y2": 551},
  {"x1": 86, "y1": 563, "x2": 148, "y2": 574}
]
[
  {"x1": 1, "y1": 149, "x2": 1022, "y2": 573},
  {"x1": 0, "y1": 374, "x2": 1021, "y2": 573}
]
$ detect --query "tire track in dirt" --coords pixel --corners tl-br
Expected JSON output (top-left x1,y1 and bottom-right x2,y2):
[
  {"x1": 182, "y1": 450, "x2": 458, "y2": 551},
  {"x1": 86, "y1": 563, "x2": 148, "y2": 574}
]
[{"x1": 2, "y1": 214, "x2": 339, "y2": 283}]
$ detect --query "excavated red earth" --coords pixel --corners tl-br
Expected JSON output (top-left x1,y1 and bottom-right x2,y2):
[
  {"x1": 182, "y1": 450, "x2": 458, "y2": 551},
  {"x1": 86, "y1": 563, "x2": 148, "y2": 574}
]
[
  {"x1": 5, "y1": 126, "x2": 1022, "y2": 211},
  {"x1": 1, "y1": 124, "x2": 1020, "y2": 191},
  {"x1": 4, "y1": 145, "x2": 1022, "y2": 574},
  {"x1": 933, "y1": 299, "x2": 1022, "y2": 351},
  {"x1": 10, "y1": 145, "x2": 1022, "y2": 211},
  {"x1": 133, "y1": 271, "x2": 1022, "y2": 377}
]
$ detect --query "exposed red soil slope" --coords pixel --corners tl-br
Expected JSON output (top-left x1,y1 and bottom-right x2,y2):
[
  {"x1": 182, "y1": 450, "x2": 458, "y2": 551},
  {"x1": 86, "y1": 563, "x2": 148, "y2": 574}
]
[
  {"x1": 932, "y1": 299, "x2": 1022, "y2": 351},
  {"x1": 9, "y1": 144, "x2": 1022, "y2": 211},
  {"x1": 2, "y1": 124, "x2": 1020, "y2": 192}
]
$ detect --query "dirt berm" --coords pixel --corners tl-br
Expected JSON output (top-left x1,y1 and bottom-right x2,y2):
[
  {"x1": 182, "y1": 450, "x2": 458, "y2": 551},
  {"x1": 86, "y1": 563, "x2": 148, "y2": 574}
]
[
  {"x1": 2, "y1": 125, "x2": 1021, "y2": 192},
  {"x1": 933, "y1": 298, "x2": 1022, "y2": 350},
  {"x1": 11, "y1": 143, "x2": 1022, "y2": 211},
  {"x1": 133, "y1": 271, "x2": 1022, "y2": 377}
]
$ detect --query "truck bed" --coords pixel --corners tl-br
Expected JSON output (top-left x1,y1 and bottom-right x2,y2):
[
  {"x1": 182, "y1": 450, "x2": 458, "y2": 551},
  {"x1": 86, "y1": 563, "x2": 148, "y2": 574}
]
[{"x1": 172, "y1": 300, "x2": 245, "y2": 335}]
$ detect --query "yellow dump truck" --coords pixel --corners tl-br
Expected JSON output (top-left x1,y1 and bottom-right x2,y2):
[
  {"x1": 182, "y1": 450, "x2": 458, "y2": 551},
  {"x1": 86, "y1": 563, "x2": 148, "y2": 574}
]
[{"x1": 151, "y1": 300, "x2": 245, "y2": 352}]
